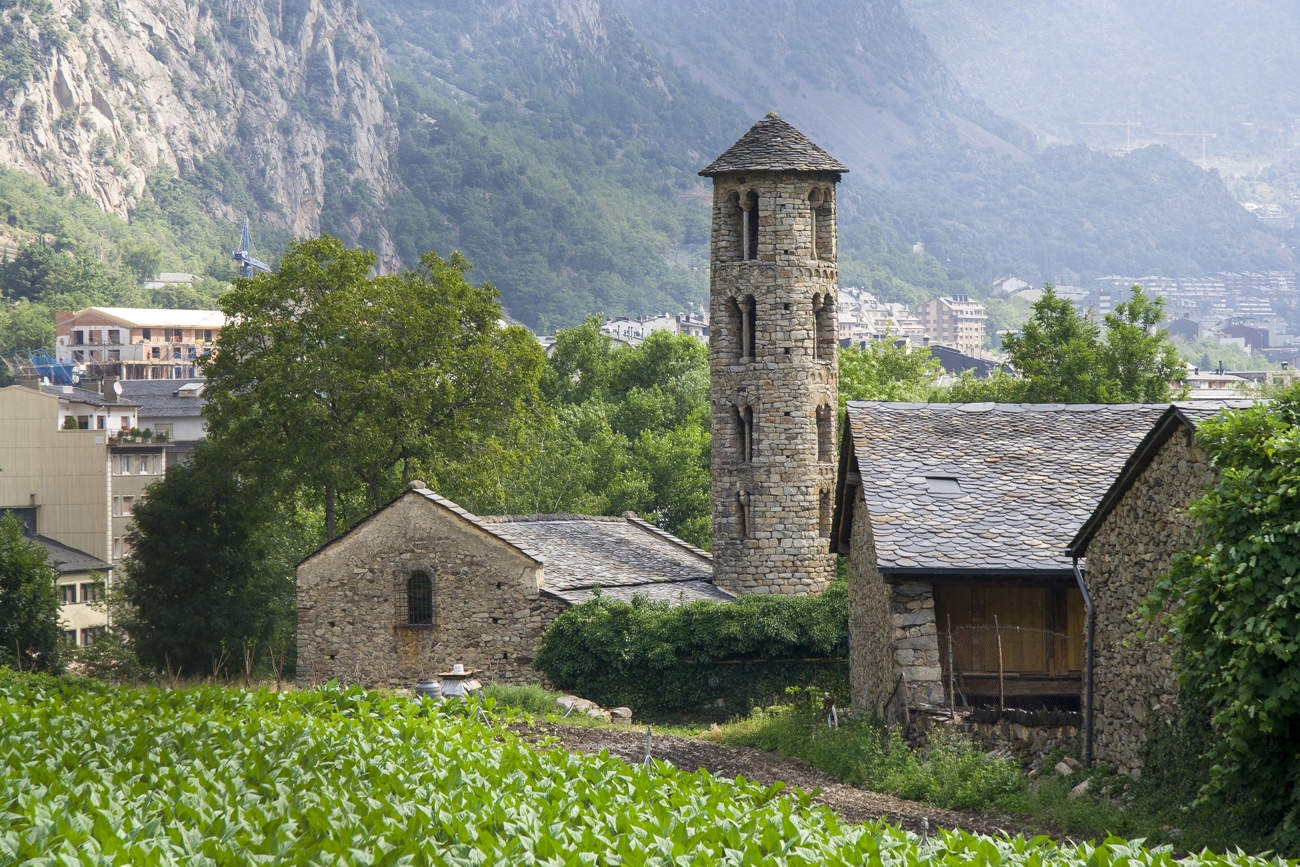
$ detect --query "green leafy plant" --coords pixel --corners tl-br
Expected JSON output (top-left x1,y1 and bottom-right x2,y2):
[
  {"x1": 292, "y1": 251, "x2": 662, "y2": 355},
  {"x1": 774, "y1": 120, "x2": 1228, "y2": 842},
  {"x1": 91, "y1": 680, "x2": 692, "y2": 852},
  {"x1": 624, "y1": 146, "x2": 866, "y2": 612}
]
[
  {"x1": 1148, "y1": 385, "x2": 1300, "y2": 847},
  {"x1": 0, "y1": 672, "x2": 1280, "y2": 864}
]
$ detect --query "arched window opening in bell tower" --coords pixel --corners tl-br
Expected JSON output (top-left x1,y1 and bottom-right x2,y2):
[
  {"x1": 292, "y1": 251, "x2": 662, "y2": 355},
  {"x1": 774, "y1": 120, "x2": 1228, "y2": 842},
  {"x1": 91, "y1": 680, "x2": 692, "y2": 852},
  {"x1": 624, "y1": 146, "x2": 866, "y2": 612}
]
[
  {"x1": 731, "y1": 294, "x2": 757, "y2": 360},
  {"x1": 734, "y1": 404, "x2": 755, "y2": 463},
  {"x1": 812, "y1": 189, "x2": 834, "y2": 261},
  {"x1": 813, "y1": 294, "x2": 836, "y2": 361},
  {"x1": 817, "y1": 404, "x2": 834, "y2": 464},
  {"x1": 819, "y1": 488, "x2": 832, "y2": 538},
  {"x1": 743, "y1": 191, "x2": 760, "y2": 260},
  {"x1": 725, "y1": 191, "x2": 744, "y2": 261},
  {"x1": 736, "y1": 491, "x2": 751, "y2": 540}
]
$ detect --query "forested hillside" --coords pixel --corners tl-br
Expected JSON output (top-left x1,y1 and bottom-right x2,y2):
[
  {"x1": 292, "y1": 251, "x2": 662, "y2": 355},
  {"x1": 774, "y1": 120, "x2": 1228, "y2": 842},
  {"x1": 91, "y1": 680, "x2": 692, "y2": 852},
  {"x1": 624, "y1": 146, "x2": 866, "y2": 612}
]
[
  {"x1": 0, "y1": 0, "x2": 1294, "y2": 332},
  {"x1": 360, "y1": 0, "x2": 743, "y2": 327},
  {"x1": 616, "y1": 0, "x2": 1293, "y2": 288}
]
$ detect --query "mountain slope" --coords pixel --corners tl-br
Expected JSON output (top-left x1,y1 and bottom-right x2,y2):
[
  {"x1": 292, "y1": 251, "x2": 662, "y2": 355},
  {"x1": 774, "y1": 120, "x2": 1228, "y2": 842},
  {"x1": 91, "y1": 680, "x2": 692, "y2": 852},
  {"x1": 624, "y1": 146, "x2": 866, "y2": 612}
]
[
  {"x1": 616, "y1": 0, "x2": 1293, "y2": 285},
  {"x1": 902, "y1": 0, "x2": 1300, "y2": 159},
  {"x1": 360, "y1": 0, "x2": 748, "y2": 326},
  {"x1": 611, "y1": 0, "x2": 1032, "y2": 187},
  {"x1": 0, "y1": 0, "x2": 399, "y2": 261}
]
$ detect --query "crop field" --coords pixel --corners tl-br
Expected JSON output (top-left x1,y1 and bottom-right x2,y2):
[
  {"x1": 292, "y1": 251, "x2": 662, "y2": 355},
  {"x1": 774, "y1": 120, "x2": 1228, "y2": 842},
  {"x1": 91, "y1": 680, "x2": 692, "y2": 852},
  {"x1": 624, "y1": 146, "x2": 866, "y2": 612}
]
[{"x1": 0, "y1": 673, "x2": 1290, "y2": 866}]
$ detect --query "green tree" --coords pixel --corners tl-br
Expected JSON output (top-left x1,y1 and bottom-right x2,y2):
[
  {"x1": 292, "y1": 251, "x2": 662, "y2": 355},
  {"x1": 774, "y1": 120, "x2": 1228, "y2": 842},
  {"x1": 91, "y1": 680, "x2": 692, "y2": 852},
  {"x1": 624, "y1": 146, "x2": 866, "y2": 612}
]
[
  {"x1": 0, "y1": 513, "x2": 64, "y2": 673},
  {"x1": 1001, "y1": 286, "x2": 1107, "y2": 402},
  {"x1": 509, "y1": 320, "x2": 712, "y2": 548},
  {"x1": 118, "y1": 444, "x2": 298, "y2": 676},
  {"x1": 202, "y1": 236, "x2": 546, "y2": 538},
  {"x1": 1099, "y1": 287, "x2": 1184, "y2": 403},
  {"x1": 1000, "y1": 285, "x2": 1182, "y2": 403},
  {"x1": 838, "y1": 339, "x2": 939, "y2": 405},
  {"x1": 1150, "y1": 388, "x2": 1300, "y2": 846}
]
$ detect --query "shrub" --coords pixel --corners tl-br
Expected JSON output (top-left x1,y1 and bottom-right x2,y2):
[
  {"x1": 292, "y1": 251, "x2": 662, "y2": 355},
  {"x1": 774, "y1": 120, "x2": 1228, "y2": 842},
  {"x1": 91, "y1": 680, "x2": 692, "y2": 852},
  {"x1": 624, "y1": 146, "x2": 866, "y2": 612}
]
[{"x1": 535, "y1": 582, "x2": 849, "y2": 719}]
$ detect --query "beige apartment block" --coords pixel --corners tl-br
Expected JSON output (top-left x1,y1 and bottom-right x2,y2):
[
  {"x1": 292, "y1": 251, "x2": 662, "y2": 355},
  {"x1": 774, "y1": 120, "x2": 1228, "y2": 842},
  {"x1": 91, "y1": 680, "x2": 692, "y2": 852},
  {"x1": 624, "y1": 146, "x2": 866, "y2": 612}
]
[
  {"x1": 54, "y1": 307, "x2": 226, "y2": 381},
  {"x1": 918, "y1": 295, "x2": 988, "y2": 355},
  {"x1": 0, "y1": 385, "x2": 166, "y2": 644}
]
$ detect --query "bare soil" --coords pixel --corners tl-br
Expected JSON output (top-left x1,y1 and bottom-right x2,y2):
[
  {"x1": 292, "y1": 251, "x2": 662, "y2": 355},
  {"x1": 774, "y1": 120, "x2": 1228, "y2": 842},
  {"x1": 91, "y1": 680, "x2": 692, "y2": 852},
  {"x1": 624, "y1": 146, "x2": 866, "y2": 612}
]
[{"x1": 510, "y1": 721, "x2": 1033, "y2": 838}]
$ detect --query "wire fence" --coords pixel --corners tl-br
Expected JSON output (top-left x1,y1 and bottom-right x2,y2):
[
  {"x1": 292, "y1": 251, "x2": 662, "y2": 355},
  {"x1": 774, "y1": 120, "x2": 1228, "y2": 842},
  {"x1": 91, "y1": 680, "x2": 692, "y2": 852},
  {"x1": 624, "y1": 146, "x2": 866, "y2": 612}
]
[{"x1": 940, "y1": 617, "x2": 1084, "y2": 712}]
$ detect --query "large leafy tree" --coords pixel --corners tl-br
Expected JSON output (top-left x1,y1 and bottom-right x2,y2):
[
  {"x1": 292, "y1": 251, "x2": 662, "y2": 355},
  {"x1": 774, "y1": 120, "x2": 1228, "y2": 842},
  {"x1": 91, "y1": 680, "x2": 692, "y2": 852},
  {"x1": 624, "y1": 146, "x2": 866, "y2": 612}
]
[
  {"x1": 997, "y1": 285, "x2": 1182, "y2": 403},
  {"x1": 0, "y1": 512, "x2": 64, "y2": 673},
  {"x1": 118, "y1": 444, "x2": 306, "y2": 676},
  {"x1": 838, "y1": 339, "x2": 940, "y2": 405},
  {"x1": 202, "y1": 236, "x2": 546, "y2": 538},
  {"x1": 507, "y1": 320, "x2": 712, "y2": 548}
]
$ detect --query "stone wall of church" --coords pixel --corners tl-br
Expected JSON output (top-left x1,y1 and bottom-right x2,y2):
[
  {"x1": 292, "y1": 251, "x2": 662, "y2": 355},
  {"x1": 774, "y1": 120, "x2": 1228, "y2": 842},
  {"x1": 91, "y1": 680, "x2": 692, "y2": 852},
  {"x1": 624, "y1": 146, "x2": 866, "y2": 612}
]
[
  {"x1": 1084, "y1": 427, "x2": 1215, "y2": 776},
  {"x1": 709, "y1": 170, "x2": 841, "y2": 595},
  {"x1": 296, "y1": 493, "x2": 561, "y2": 689}
]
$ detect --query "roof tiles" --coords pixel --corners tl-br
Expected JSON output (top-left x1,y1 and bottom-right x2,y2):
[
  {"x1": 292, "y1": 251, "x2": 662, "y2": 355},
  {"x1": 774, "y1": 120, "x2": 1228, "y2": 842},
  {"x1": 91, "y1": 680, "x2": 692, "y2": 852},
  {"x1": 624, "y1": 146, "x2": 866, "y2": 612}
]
[
  {"x1": 699, "y1": 113, "x2": 849, "y2": 176},
  {"x1": 478, "y1": 513, "x2": 729, "y2": 604},
  {"x1": 843, "y1": 402, "x2": 1171, "y2": 574}
]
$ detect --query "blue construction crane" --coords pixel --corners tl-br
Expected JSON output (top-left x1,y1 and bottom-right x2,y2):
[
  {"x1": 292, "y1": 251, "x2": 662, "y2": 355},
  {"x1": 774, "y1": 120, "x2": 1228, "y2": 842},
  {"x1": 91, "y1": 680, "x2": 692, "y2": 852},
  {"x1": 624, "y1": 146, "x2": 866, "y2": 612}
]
[{"x1": 231, "y1": 219, "x2": 271, "y2": 278}]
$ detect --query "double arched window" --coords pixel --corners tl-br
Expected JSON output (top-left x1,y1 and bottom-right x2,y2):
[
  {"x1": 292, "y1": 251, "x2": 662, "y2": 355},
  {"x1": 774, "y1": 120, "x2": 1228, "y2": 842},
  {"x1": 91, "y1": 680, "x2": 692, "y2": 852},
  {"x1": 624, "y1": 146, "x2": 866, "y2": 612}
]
[
  {"x1": 731, "y1": 294, "x2": 757, "y2": 360},
  {"x1": 407, "y1": 572, "x2": 433, "y2": 626}
]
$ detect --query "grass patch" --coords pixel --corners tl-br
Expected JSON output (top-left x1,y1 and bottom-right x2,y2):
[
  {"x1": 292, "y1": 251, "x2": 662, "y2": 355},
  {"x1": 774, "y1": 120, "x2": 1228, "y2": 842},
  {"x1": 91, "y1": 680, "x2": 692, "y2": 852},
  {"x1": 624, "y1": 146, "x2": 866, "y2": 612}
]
[
  {"x1": 706, "y1": 689, "x2": 1024, "y2": 812},
  {"x1": 703, "y1": 689, "x2": 1280, "y2": 855},
  {"x1": 481, "y1": 682, "x2": 561, "y2": 718}
]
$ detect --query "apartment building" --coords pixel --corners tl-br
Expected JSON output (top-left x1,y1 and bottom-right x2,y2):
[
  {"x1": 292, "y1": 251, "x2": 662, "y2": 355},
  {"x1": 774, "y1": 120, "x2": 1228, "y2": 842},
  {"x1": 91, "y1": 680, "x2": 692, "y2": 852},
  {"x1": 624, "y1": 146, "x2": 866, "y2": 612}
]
[
  {"x1": 54, "y1": 307, "x2": 226, "y2": 381},
  {"x1": 917, "y1": 295, "x2": 987, "y2": 355},
  {"x1": 0, "y1": 385, "x2": 167, "y2": 645}
]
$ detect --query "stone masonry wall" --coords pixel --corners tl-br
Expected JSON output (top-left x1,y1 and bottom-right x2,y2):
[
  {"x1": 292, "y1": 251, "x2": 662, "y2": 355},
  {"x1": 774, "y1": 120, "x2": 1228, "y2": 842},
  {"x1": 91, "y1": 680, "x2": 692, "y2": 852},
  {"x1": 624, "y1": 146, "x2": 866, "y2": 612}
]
[
  {"x1": 296, "y1": 494, "x2": 560, "y2": 689},
  {"x1": 709, "y1": 170, "x2": 840, "y2": 595},
  {"x1": 890, "y1": 580, "x2": 943, "y2": 706},
  {"x1": 848, "y1": 506, "x2": 945, "y2": 714},
  {"x1": 1085, "y1": 427, "x2": 1215, "y2": 776}
]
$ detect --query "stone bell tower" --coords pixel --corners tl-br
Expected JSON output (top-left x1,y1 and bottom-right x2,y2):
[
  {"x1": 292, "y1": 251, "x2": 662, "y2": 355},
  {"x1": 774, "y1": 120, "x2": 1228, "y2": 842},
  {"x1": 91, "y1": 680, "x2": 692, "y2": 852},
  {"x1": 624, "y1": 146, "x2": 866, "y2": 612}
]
[{"x1": 700, "y1": 112, "x2": 846, "y2": 596}]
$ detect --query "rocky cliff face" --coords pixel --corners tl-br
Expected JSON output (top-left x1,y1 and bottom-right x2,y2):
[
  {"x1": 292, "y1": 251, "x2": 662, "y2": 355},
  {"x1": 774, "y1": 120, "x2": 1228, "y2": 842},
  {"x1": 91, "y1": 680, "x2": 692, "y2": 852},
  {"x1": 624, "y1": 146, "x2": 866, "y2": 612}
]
[{"x1": 0, "y1": 0, "x2": 398, "y2": 262}]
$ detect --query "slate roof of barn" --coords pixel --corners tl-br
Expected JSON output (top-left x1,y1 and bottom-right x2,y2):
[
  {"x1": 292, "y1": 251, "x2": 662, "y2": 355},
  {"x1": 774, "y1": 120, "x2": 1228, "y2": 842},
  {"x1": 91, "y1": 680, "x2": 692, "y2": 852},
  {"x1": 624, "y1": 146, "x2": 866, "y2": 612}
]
[
  {"x1": 700, "y1": 112, "x2": 849, "y2": 176},
  {"x1": 1066, "y1": 401, "x2": 1255, "y2": 557},
  {"x1": 835, "y1": 402, "x2": 1172, "y2": 575},
  {"x1": 477, "y1": 513, "x2": 732, "y2": 605}
]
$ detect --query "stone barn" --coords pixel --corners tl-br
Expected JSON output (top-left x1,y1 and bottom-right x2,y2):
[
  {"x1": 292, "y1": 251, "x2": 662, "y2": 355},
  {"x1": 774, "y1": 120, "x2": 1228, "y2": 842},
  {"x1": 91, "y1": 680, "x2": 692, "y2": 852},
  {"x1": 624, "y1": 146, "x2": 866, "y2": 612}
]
[
  {"x1": 1065, "y1": 402, "x2": 1247, "y2": 775},
  {"x1": 296, "y1": 483, "x2": 730, "y2": 688},
  {"x1": 831, "y1": 401, "x2": 1170, "y2": 716}
]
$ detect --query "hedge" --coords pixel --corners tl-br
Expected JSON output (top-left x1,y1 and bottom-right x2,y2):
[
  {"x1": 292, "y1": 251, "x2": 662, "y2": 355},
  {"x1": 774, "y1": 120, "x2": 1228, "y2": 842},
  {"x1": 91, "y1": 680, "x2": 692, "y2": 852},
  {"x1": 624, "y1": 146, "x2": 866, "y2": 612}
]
[{"x1": 535, "y1": 581, "x2": 849, "y2": 721}]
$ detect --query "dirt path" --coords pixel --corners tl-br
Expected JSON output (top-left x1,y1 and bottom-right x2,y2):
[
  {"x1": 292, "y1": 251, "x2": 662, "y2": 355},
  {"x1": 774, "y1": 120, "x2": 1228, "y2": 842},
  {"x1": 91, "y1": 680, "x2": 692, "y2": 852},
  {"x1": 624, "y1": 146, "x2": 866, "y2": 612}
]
[{"x1": 511, "y1": 721, "x2": 1033, "y2": 838}]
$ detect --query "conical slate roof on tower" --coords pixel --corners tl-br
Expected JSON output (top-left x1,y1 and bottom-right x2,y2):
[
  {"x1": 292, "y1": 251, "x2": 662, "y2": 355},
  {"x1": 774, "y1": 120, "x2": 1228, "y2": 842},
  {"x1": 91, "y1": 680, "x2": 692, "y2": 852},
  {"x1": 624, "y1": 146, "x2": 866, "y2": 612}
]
[{"x1": 699, "y1": 112, "x2": 849, "y2": 176}]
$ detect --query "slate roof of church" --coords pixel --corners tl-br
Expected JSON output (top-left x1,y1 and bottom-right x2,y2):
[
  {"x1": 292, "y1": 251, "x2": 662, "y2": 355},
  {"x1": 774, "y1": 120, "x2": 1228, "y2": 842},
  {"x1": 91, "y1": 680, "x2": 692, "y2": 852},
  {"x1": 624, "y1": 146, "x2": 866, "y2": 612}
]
[
  {"x1": 699, "y1": 112, "x2": 849, "y2": 176},
  {"x1": 834, "y1": 402, "x2": 1173, "y2": 575},
  {"x1": 478, "y1": 513, "x2": 733, "y2": 605}
]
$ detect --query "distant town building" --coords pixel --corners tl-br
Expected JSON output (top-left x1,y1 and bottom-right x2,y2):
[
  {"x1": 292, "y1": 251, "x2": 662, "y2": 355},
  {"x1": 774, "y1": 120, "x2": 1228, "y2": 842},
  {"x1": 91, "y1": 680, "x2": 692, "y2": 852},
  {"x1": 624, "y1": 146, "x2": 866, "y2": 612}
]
[
  {"x1": 54, "y1": 307, "x2": 226, "y2": 381},
  {"x1": 917, "y1": 295, "x2": 986, "y2": 355},
  {"x1": 598, "y1": 311, "x2": 708, "y2": 346},
  {"x1": 0, "y1": 384, "x2": 169, "y2": 645},
  {"x1": 118, "y1": 379, "x2": 209, "y2": 464},
  {"x1": 986, "y1": 276, "x2": 1031, "y2": 296},
  {"x1": 1219, "y1": 324, "x2": 1269, "y2": 354}
]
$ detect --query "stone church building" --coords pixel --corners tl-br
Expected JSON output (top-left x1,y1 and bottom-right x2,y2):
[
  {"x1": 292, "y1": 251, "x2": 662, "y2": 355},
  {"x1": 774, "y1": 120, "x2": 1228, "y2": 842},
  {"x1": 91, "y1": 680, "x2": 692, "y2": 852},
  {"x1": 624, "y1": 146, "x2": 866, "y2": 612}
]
[
  {"x1": 297, "y1": 484, "x2": 727, "y2": 686},
  {"x1": 296, "y1": 113, "x2": 852, "y2": 688}
]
